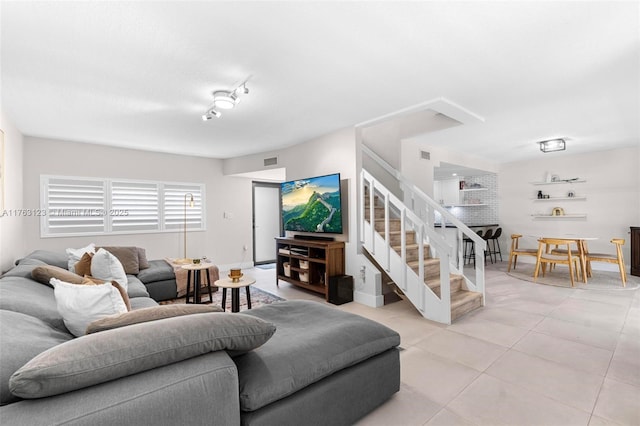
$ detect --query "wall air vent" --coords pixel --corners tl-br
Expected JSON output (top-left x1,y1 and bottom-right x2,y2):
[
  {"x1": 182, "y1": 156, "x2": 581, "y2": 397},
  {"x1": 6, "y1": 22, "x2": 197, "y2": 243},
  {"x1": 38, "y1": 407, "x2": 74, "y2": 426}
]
[
  {"x1": 263, "y1": 157, "x2": 278, "y2": 167},
  {"x1": 420, "y1": 151, "x2": 431, "y2": 160}
]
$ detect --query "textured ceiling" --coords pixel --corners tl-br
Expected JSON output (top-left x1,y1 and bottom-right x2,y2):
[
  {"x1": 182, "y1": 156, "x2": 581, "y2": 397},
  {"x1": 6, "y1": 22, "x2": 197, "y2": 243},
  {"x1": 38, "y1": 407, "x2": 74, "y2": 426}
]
[{"x1": 1, "y1": 1, "x2": 638, "y2": 163}]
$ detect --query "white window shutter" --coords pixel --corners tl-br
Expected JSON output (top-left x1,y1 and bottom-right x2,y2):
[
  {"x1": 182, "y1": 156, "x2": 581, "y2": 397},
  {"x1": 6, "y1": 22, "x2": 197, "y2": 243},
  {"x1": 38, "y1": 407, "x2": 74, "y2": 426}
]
[
  {"x1": 163, "y1": 184, "x2": 204, "y2": 231},
  {"x1": 42, "y1": 177, "x2": 106, "y2": 235},
  {"x1": 110, "y1": 181, "x2": 160, "y2": 232}
]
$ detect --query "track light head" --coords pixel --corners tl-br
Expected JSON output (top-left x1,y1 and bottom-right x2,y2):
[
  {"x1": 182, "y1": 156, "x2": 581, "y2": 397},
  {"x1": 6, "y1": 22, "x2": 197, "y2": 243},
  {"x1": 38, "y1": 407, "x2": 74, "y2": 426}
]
[{"x1": 202, "y1": 109, "x2": 221, "y2": 121}]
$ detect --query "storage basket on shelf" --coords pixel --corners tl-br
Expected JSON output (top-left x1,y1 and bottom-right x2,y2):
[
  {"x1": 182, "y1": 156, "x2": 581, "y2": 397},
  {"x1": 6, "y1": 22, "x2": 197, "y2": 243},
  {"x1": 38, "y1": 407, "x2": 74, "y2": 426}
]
[
  {"x1": 299, "y1": 271, "x2": 309, "y2": 282},
  {"x1": 283, "y1": 262, "x2": 291, "y2": 277},
  {"x1": 299, "y1": 260, "x2": 309, "y2": 269}
]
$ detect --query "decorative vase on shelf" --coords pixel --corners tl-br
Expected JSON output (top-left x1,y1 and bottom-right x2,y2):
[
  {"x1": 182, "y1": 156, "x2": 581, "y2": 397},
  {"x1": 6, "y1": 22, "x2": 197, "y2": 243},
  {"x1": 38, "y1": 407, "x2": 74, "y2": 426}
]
[{"x1": 537, "y1": 190, "x2": 543, "y2": 199}]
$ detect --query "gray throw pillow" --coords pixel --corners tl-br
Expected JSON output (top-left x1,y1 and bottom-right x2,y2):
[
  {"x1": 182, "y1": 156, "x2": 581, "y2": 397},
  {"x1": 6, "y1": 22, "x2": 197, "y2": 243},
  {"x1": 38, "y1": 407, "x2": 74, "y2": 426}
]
[
  {"x1": 1, "y1": 259, "x2": 47, "y2": 279},
  {"x1": 10, "y1": 312, "x2": 276, "y2": 399},
  {"x1": 136, "y1": 247, "x2": 150, "y2": 270},
  {"x1": 97, "y1": 246, "x2": 140, "y2": 275},
  {"x1": 86, "y1": 304, "x2": 223, "y2": 334}
]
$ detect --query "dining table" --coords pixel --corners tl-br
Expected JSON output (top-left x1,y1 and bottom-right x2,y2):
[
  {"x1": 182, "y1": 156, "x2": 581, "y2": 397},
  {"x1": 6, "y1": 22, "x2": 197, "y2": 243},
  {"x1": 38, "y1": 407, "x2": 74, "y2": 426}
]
[{"x1": 528, "y1": 234, "x2": 598, "y2": 284}]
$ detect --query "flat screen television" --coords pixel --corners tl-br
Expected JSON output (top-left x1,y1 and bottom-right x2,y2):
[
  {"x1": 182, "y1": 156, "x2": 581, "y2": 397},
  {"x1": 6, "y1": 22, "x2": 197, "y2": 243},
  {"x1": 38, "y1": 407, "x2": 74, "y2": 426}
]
[{"x1": 281, "y1": 173, "x2": 343, "y2": 234}]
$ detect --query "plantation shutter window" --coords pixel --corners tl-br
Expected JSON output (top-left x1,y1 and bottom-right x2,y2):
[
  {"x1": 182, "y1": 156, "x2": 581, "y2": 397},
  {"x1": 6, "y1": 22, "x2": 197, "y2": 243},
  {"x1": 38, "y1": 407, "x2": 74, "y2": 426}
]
[
  {"x1": 42, "y1": 177, "x2": 106, "y2": 235},
  {"x1": 163, "y1": 184, "x2": 204, "y2": 231},
  {"x1": 110, "y1": 181, "x2": 160, "y2": 232},
  {"x1": 40, "y1": 176, "x2": 205, "y2": 237}
]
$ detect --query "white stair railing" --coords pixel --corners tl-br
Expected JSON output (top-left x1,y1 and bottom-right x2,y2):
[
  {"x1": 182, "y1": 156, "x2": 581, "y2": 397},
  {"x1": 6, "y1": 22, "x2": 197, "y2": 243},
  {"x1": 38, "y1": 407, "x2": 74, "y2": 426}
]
[
  {"x1": 360, "y1": 148, "x2": 486, "y2": 324},
  {"x1": 362, "y1": 145, "x2": 486, "y2": 296},
  {"x1": 362, "y1": 170, "x2": 455, "y2": 322}
]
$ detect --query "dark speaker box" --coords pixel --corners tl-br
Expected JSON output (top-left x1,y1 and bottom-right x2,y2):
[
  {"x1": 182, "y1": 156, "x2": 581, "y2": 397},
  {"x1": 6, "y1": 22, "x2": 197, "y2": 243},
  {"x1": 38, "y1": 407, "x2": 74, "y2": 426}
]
[{"x1": 328, "y1": 275, "x2": 353, "y2": 305}]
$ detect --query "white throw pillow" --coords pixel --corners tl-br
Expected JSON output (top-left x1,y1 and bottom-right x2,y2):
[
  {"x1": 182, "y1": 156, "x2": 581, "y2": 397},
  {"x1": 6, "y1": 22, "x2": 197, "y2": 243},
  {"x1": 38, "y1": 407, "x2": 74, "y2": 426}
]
[
  {"x1": 91, "y1": 248, "x2": 128, "y2": 290},
  {"x1": 65, "y1": 243, "x2": 96, "y2": 273},
  {"x1": 50, "y1": 278, "x2": 128, "y2": 337}
]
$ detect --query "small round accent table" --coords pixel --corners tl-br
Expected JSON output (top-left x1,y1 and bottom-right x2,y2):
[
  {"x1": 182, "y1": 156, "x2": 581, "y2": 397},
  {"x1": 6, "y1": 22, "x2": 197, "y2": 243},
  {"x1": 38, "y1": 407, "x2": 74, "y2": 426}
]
[
  {"x1": 214, "y1": 276, "x2": 256, "y2": 312},
  {"x1": 181, "y1": 263, "x2": 215, "y2": 304}
]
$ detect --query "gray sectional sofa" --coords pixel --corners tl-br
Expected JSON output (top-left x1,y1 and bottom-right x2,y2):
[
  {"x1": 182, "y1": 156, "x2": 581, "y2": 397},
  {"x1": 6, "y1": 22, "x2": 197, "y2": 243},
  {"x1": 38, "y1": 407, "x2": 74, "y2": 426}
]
[{"x1": 0, "y1": 250, "x2": 401, "y2": 425}]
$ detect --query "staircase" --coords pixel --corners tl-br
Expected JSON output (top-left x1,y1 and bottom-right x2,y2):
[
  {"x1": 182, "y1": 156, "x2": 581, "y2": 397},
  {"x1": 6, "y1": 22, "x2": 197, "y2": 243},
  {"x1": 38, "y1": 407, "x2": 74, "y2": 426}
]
[{"x1": 364, "y1": 192, "x2": 483, "y2": 322}]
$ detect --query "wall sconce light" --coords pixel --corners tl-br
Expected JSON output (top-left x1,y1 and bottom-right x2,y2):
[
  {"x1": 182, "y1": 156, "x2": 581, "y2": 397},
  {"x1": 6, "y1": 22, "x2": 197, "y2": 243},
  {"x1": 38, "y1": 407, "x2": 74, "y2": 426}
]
[{"x1": 538, "y1": 138, "x2": 566, "y2": 153}]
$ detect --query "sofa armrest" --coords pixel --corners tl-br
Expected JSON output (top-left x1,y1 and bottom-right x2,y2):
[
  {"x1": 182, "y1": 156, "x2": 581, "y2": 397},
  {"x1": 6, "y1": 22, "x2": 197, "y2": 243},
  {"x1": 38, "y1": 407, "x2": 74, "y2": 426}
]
[
  {"x1": 126, "y1": 275, "x2": 150, "y2": 298},
  {"x1": 0, "y1": 351, "x2": 240, "y2": 426}
]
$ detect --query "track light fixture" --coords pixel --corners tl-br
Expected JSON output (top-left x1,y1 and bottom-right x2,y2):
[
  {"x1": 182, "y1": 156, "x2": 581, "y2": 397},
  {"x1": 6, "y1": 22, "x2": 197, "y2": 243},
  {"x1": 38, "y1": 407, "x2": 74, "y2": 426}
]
[{"x1": 202, "y1": 82, "x2": 249, "y2": 120}]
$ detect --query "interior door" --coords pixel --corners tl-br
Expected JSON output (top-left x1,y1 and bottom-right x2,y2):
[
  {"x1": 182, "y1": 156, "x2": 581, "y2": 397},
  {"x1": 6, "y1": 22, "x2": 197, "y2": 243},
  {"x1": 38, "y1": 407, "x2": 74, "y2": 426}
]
[{"x1": 253, "y1": 182, "x2": 282, "y2": 265}]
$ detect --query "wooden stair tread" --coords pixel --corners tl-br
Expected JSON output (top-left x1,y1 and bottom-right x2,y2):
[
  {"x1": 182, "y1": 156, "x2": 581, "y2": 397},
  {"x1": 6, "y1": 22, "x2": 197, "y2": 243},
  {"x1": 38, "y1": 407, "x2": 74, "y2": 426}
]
[
  {"x1": 388, "y1": 230, "x2": 416, "y2": 235},
  {"x1": 425, "y1": 275, "x2": 463, "y2": 290},
  {"x1": 392, "y1": 243, "x2": 425, "y2": 250},
  {"x1": 407, "y1": 258, "x2": 439, "y2": 267},
  {"x1": 451, "y1": 290, "x2": 482, "y2": 307}
]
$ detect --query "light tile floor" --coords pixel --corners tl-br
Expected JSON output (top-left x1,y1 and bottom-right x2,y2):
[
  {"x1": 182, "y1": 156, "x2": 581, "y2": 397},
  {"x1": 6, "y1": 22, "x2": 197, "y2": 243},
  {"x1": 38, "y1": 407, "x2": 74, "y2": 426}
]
[{"x1": 248, "y1": 263, "x2": 640, "y2": 425}]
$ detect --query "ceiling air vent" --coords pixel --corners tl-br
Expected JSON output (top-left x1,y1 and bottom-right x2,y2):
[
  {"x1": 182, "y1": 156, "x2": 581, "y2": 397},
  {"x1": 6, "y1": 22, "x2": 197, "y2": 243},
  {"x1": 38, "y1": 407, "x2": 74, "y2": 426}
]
[
  {"x1": 263, "y1": 156, "x2": 278, "y2": 167},
  {"x1": 420, "y1": 151, "x2": 430, "y2": 160}
]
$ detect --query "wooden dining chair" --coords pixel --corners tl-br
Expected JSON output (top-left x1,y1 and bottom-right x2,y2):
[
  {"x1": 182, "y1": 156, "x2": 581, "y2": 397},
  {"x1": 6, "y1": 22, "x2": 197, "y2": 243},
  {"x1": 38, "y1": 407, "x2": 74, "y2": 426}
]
[
  {"x1": 507, "y1": 234, "x2": 537, "y2": 272},
  {"x1": 586, "y1": 238, "x2": 627, "y2": 287},
  {"x1": 534, "y1": 238, "x2": 581, "y2": 287}
]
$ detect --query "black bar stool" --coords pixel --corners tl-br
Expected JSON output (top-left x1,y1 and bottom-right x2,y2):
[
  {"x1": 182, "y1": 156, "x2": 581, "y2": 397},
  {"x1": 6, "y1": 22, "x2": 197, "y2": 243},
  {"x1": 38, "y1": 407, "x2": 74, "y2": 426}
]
[
  {"x1": 488, "y1": 227, "x2": 503, "y2": 262},
  {"x1": 463, "y1": 230, "x2": 483, "y2": 266},
  {"x1": 483, "y1": 228, "x2": 494, "y2": 264}
]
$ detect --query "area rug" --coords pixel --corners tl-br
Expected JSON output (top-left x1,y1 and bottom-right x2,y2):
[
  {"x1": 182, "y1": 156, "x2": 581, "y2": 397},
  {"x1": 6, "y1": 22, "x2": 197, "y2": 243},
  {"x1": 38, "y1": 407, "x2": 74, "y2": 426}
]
[
  {"x1": 507, "y1": 264, "x2": 640, "y2": 290},
  {"x1": 159, "y1": 286, "x2": 285, "y2": 311},
  {"x1": 255, "y1": 263, "x2": 276, "y2": 270}
]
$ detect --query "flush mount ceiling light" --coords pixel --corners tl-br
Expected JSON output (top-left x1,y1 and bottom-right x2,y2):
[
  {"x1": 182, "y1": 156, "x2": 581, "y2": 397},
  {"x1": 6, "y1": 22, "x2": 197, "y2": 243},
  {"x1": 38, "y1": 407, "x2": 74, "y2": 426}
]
[
  {"x1": 538, "y1": 138, "x2": 566, "y2": 153},
  {"x1": 201, "y1": 82, "x2": 249, "y2": 120}
]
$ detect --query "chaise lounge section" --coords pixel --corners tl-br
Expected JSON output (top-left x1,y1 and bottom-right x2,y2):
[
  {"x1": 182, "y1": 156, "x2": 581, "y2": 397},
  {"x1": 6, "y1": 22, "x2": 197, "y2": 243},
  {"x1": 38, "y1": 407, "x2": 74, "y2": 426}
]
[{"x1": 0, "y1": 251, "x2": 400, "y2": 425}]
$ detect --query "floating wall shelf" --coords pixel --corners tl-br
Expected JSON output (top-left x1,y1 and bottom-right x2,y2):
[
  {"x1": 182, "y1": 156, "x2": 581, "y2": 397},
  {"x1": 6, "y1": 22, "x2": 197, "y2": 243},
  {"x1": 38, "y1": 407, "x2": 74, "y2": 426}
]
[
  {"x1": 530, "y1": 180, "x2": 586, "y2": 185},
  {"x1": 532, "y1": 197, "x2": 587, "y2": 201},
  {"x1": 531, "y1": 214, "x2": 587, "y2": 219}
]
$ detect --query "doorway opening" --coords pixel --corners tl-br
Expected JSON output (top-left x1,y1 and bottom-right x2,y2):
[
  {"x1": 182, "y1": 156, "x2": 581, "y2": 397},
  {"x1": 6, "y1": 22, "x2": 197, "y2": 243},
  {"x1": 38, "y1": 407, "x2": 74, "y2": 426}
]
[{"x1": 252, "y1": 182, "x2": 282, "y2": 265}]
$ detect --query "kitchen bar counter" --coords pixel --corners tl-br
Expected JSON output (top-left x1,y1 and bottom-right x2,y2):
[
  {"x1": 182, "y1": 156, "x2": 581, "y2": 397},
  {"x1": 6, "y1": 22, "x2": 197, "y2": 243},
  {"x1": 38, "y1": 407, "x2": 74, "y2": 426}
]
[{"x1": 435, "y1": 223, "x2": 499, "y2": 229}]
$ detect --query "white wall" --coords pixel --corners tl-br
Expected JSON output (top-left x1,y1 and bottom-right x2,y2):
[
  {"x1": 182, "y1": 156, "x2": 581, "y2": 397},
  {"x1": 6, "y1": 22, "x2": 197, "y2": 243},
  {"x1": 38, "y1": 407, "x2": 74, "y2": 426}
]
[
  {"x1": 22, "y1": 137, "x2": 253, "y2": 269},
  {"x1": 223, "y1": 127, "x2": 383, "y2": 304},
  {"x1": 0, "y1": 111, "x2": 25, "y2": 272},
  {"x1": 401, "y1": 140, "x2": 498, "y2": 198},
  {"x1": 499, "y1": 146, "x2": 639, "y2": 269}
]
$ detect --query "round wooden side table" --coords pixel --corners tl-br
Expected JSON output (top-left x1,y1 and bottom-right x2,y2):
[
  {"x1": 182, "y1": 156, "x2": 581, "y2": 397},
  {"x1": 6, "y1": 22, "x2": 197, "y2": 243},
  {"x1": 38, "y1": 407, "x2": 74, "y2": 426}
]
[
  {"x1": 214, "y1": 276, "x2": 256, "y2": 312},
  {"x1": 181, "y1": 263, "x2": 215, "y2": 304}
]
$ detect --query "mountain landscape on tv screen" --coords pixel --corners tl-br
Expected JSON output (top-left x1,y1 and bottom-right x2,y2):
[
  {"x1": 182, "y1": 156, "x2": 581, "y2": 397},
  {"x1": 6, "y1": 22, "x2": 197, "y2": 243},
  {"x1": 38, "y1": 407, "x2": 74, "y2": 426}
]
[{"x1": 283, "y1": 190, "x2": 342, "y2": 233}]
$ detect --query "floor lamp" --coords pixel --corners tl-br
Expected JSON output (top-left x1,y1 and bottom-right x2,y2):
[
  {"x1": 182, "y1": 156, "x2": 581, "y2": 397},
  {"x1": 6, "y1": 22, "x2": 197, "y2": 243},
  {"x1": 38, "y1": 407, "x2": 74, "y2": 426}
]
[{"x1": 178, "y1": 193, "x2": 194, "y2": 264}]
